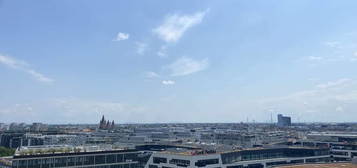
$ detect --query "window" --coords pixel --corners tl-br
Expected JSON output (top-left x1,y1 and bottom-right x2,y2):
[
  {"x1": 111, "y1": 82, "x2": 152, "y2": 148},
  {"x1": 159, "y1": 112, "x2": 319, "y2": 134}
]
[
  {"x1": 124, "y1": 153, "x2": 138, "y2": 162},
  {"x1": 117, "y1": 154, "x2": 124, "y2": 162},
  {"x1": 331, "y1": 151, "x2": 348, "y2": 156},
  {"x1": 107, "y1": 154, "x2": 117, "y2": 163},
  {"x1": 18, "y1": 160, "x2": 27, "y2": 168},
  {"x1": 54, "y1": 158, "x2": 66, "y2": 167},
  {"x1": 41, "y1": 158, "x2": 52, "y2": 168},
  {"x1": 169, "y1": 159, "x2": 190, "y2": 167},
  {"x1": 221, "y1": 152, "x2": 242, "y2": 164},
  {"x1": 95, "y1": 155, "x2": 106, "y2": 164},
  {"x1": 12, "y1": 160, "x2": 19, "y2": 168},
  {"x1": 227, "y1": 166, "x2": 243, "y2": 168},
  {"x1": 195, "y1": 159, "x2": 219, "y2": 167},
  {"x1": 83, "y1": 156, "x2": 95, "y2": 165},
  {"x1": 149, "y1": 165, "x2": 158, "y2": 168},
  {"x1": 76, "y1": 156, "x2": 84, "y2": 166},
  {"x1": 153, "y1": 157, "x2": 167, "y2": 164},
  {"x1": 67, "y1": 157, "x2": 75, "y2": 166}
]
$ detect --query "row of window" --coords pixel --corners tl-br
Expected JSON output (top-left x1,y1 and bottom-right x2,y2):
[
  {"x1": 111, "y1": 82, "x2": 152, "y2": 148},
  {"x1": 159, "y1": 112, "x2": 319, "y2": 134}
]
[
  {"x1": 168, "y1": 159, "x2": 190, "y2": 167},
  {"x1": 221, "y1": 149, "x2": 329, "y2": 164},
  {"x1": 152, "y1": 157, "x2": 167, "y2": 164},
  {"x1": 331, "y1": 151, "x2": 349, "y2": 156},
  {"x1": 13, "y1": 153, "x2": 140, "y2": 168},
  {"x1": 195, "y1": 159, "x2": 219, "y2": 167},
  {"x1": 222, "y1": 152, "x2": 285, "y2": 164},
  {"x1": 152, "y1": 157, "x2": 219, "y2": 167}
]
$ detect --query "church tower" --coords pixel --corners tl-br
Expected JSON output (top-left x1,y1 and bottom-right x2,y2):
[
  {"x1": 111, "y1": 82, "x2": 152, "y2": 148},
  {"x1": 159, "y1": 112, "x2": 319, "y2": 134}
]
[
  {"x1": 98, "y1": 115, "x2": 116, "y2": 130},
  {"x1": 106, "y1": 120, "x2": 110, "y2": 129},
  {"x1": 99, "y1": 115, "x2": 106, "y2": 129},
  {"x1": 111, "y1": 120, "x2": 115, "y2": 129}
]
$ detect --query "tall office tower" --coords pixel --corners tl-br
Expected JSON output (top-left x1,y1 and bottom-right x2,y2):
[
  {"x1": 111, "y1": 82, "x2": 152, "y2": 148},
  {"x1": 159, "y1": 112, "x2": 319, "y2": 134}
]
[{"x1": 277, "y1": 114, "x2": 291, "y2": 127}]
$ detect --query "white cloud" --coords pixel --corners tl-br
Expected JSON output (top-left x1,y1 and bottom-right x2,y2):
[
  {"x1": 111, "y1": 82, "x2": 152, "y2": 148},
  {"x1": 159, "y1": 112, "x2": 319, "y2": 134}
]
[
  {"x1": 167, "y1": 57, "x2": 209, "y2": 76},
  {"x1": 27, "y1": 69, "x2": 54, "y2": 83},
  {"x1": 162, "y1": 80, "x2": 175, "y2": 85},
  {"x1": 157, "y1": 45, "x2": 168, "y2": 58},
  {"x1": 324, "y1": 41, "x2": 340, "y2": 48},
  {"x1": 153, "y1": 9, "x2": 209, "y2": 43},
  {"x1": 0, "y1": 54, "x2": 54, "y2": 83},
  {"x1": 316, "y1": 78, "x2": 352, "y2": 89},
  {"x1": 307, "y1": 56, "x2": 323, "y2": 61},
  {"x1": 351, "y1": 51, "x2": 357, "y2": 62},
  {"x1": 113, "y1": 32, "x2": 129, "y2": 41},
  {"x1": 145, "y1": 71, "x2": 160, "y2": 78},
  {"x1": 320, "y1": 39, "x2": 357, "y2": 62},
  {"x1": 136, "y1": 42, "x2": 148, "y2": 55},
  {"x1": 0, "y1": 54, "x2": 28, "y2": 68}
]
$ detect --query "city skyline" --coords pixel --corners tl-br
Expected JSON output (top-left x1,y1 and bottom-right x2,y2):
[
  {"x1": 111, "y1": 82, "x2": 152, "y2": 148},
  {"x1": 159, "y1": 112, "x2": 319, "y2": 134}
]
[{"x1": 1, "y1": 0, "x2": 357, "y2": 123}]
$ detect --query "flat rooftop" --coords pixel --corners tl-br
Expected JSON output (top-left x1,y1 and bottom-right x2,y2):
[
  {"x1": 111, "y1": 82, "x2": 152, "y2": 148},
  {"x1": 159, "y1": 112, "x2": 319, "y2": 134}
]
[
  {"x1": 308, "y1": 133, "x2": 357, "y2": 137},
  {"x1": 158, "y1": 146, "x2": 325, "y2": 156},
  {"x1": 278, "y1": 163, "x2": 357, "y2": 168}
]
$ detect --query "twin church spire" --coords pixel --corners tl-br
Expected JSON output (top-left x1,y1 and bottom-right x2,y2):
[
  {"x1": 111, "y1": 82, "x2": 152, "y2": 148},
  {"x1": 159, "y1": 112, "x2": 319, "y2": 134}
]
[{"x1": 99, "y1": 115, "x2": 115, "y2": 130}]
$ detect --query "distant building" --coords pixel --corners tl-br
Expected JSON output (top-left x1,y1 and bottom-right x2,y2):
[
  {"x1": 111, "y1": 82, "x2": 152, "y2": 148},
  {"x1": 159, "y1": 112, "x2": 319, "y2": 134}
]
[
  {"x1": 0, "y1": 123, "x2": 6, "y2": 131},
  {"x1": 8, "y1": 123, "x2": 26, "y2": 131},
  {"x1": 0, "y1": 132, "x2": 24, "y2": 148},
  {"x1": 30, "y1": 123, "x2": 47, "y2": 132},
  {"x1": 277, "y1": 114, "x2": 291, "y2": 127},
  {"x1": 0, "y1": 132, "x2": 44, "y2": 148},
  {"x1": 98, "y1": 115, "x2": 115, "y2": 130}
]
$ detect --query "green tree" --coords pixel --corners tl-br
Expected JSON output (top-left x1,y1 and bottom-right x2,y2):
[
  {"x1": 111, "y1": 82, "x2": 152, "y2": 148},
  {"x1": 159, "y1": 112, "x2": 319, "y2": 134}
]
[{"x1": 0, "y1": 147, "x2": 15, "y2": 157}]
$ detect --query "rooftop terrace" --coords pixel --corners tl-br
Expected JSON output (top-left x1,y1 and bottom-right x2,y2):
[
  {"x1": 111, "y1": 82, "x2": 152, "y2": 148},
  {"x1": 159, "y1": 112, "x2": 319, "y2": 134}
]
[{"x1": 14, "y1": 145, "x2": 127, "y2": 157}]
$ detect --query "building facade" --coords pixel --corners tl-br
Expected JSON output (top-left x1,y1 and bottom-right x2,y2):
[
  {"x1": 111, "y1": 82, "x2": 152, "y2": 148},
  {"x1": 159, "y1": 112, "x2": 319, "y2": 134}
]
[
  {"x1": 277, "y1": 114, "x2": 291, "y2": 127},
  {"x1": 12, "y1": 147, "x2": 150, "y2": 168},
  {"x1": 11, "y1": 145, "x2": 332, "y2": 168},
  {"x1": 145, "y1": 147, "x2": 330, "y2": 168}
]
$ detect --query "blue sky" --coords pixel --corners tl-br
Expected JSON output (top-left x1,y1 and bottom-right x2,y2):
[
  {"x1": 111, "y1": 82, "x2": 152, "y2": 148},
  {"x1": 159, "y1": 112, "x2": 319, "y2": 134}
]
[{"x1": 1, "y1": 0, "x2": 357, "y2": 123}]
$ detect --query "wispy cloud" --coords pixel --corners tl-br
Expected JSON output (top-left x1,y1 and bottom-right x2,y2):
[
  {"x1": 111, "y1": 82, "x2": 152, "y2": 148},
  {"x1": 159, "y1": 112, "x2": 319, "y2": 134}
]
[
  {"x1": 316, "y1": 78, "x2": 352, "y2": 89},
  {"x1": 162, "y1": 80, "x2": 175, "y2": 85},
  {"x1": 113, "y1": 32, "x2": 129, "y2": 41},
  {"x1": 157, "y1": 45, "x2": 168, "y2": 58},
  {"x1": 307, "y1": 56, "x2": 324, "y2": 61},
  {"x1": 167, "y1": 57, "x2": 209, "y2": 76},
  {"x1": 351, "y1": 51, "x2": 357, "y2": 62},
  {"x1": 153, "y1": 9, "x2": 209, "y2": 43},
  {"x1": 145, "y1": 71, "x2": 160, "y2": 78},
  {"x1": 323, "y1": 41, "x2": 341, "y2": 48},
  {"x1": 136, "y1": 42, "x2": 148, "y2": 55},
  {"x1": 0, "y1": 54, "x2": 54, "y2": 83},
  {"x1": 302, "y1": 55, "x2": 338, "y2": 65},
  {"x1": 320, "y1": 37, "x2": 357, "y2": 63}
]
